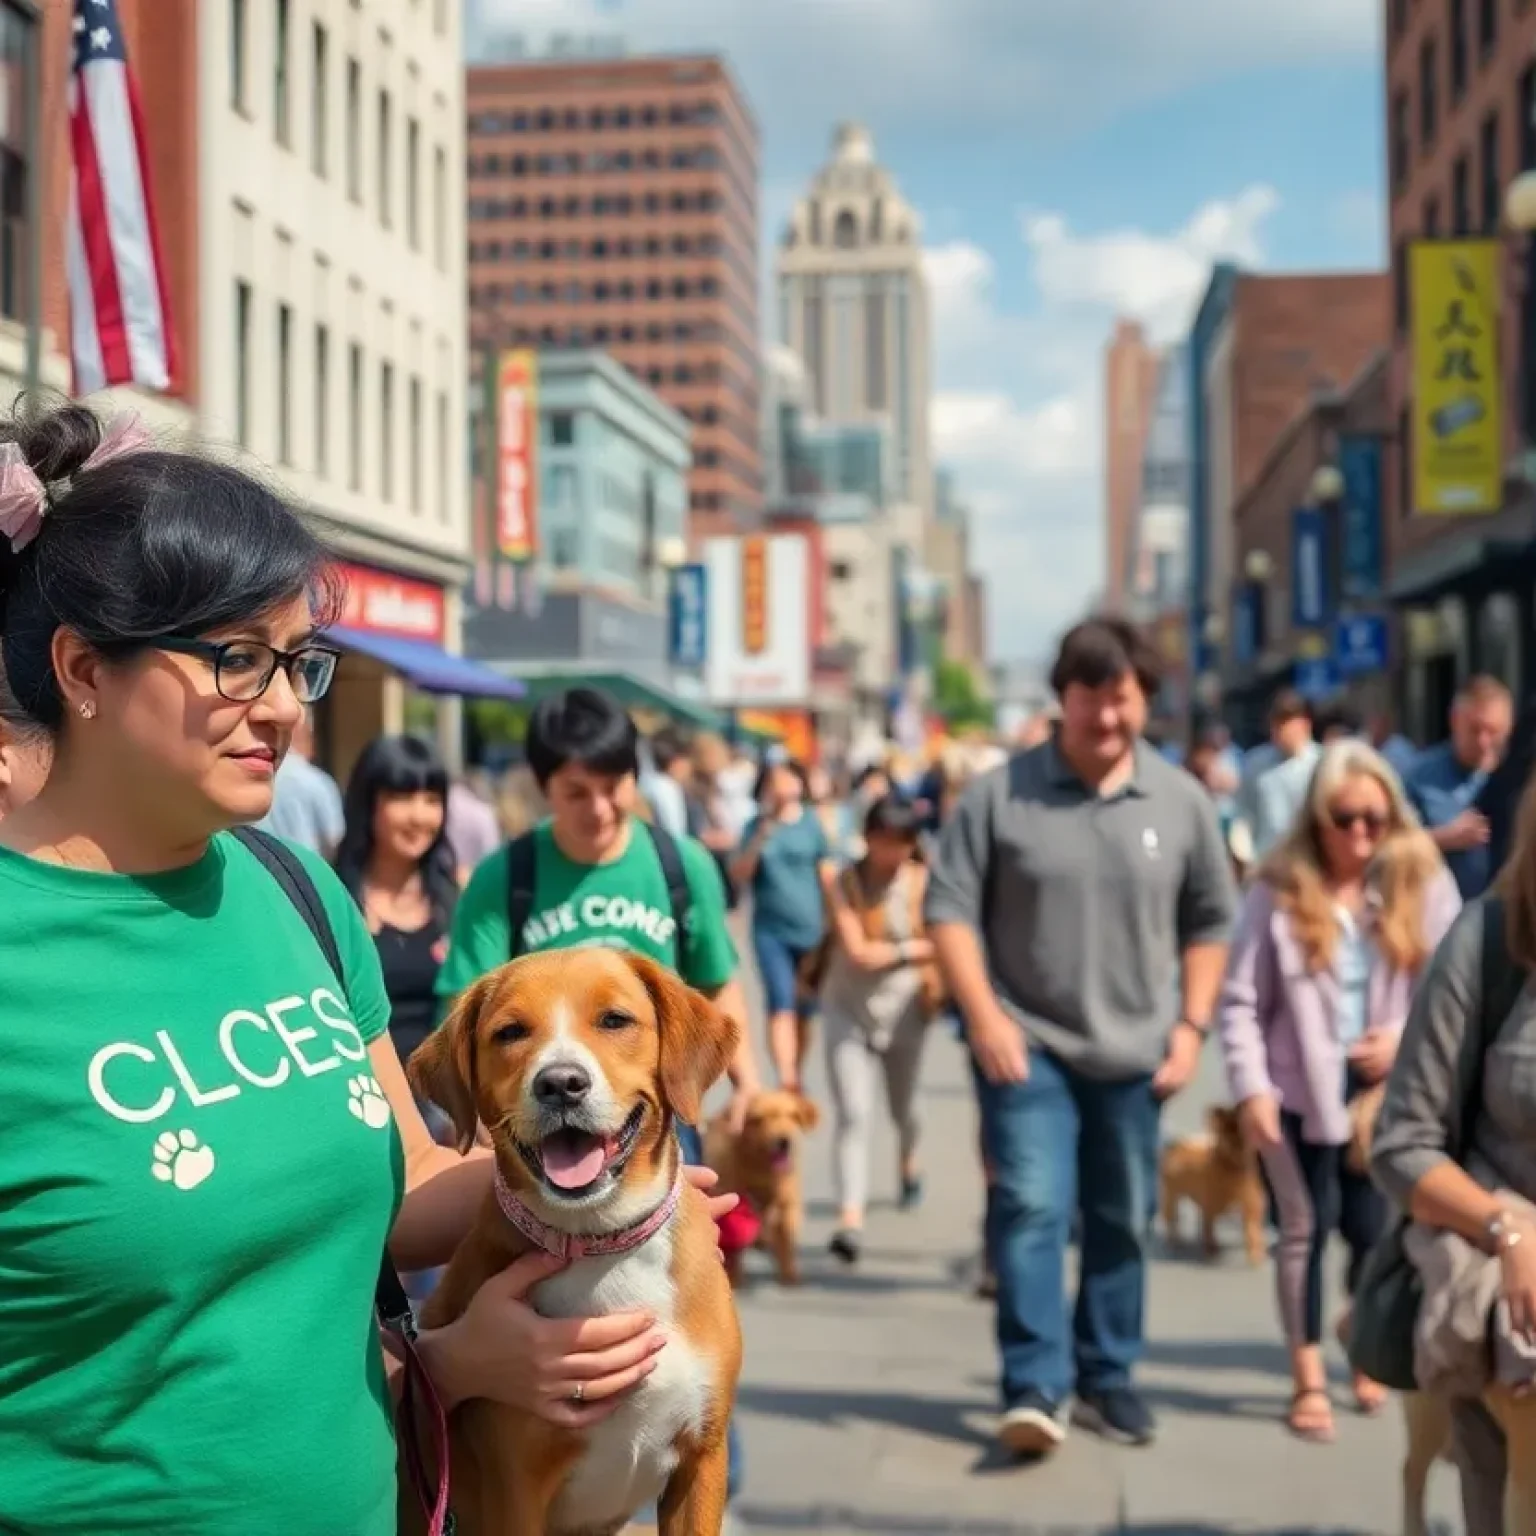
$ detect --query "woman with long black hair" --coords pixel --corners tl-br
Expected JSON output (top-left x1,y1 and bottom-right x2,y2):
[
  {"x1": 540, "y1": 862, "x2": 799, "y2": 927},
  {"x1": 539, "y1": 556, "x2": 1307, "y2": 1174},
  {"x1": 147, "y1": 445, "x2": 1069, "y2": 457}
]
[{"x1": 335, "y1": 734, "x2": 459, "y2": 1069}]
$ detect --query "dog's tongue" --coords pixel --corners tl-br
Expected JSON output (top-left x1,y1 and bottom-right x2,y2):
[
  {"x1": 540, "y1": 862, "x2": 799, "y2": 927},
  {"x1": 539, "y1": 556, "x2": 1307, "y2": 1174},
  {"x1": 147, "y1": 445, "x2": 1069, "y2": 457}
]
[{"x1": 541, "y1": 1130, "x2": 606, "y2": 1190}]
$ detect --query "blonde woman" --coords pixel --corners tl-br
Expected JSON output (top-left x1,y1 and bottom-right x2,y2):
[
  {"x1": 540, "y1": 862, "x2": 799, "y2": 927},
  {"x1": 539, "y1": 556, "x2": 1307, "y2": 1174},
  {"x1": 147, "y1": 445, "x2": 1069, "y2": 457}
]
[{"x1": 1218, "y1": 740, "x2": 1461, "y2": 1443}]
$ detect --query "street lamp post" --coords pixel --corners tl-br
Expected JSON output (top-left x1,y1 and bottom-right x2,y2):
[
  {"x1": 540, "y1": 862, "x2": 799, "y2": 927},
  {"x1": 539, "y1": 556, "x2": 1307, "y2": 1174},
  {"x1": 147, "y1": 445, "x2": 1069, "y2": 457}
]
[{"x1": 1504, "y1": 170, "x2": 1536, "y2": 483}]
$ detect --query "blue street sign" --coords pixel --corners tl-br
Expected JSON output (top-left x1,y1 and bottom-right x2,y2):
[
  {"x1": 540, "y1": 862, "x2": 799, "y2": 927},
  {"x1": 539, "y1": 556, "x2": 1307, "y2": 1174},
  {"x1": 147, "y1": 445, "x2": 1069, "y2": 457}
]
[
  {"x1": 1293, "y1": 656, "x2": 1338, "y2": 701},
  {"x1": 667, "y1": 563, "x2": 707, "y2": 669},
  {"x1": 1338, "y1": 436, "x2": 1383, "y2": 599},
  {"x1": 1333, "y1": 613, "x2": 1389, "y2": 676},
  {"x1": 1291, "y1": 507, "x2": 1328, "y2": 629}
]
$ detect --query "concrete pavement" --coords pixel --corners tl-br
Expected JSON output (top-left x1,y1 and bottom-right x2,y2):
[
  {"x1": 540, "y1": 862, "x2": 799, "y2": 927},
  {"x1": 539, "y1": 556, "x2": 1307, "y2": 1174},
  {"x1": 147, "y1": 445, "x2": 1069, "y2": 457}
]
[{"x1": 718, "y1": 1027, "x2": 1464, "y2": 1536}]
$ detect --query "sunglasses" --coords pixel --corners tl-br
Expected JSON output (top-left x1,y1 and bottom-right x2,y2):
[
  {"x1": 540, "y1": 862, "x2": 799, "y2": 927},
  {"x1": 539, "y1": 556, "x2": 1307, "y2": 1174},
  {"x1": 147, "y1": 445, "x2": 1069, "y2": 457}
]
[{"x1": 1328, "y1": 807, "x2": 1389, "y2": 835}]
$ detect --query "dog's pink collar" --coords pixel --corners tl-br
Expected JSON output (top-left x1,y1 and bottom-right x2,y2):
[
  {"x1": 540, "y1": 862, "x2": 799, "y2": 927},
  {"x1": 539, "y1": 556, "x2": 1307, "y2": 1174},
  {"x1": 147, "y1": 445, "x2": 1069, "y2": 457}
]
[{"x1": 493, "y1": 1164, "x2": 683, "y2": 1260}]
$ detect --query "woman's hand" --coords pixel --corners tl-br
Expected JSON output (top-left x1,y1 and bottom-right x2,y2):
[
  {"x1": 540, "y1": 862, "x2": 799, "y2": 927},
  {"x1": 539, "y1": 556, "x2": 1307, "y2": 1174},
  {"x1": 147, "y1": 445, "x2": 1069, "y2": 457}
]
[
  {"x1": 1500, "y1": 1225, "x2": 1536, "y2": 1339},
  {"x1": 1347, "y1": 1030, "x2": 1397, "y2": 1085},
  {"x1": 421, "y1": 1253, "x2": 666, "y2": 1427},
  {"x1": 420, "y1": 1170, "x2": 738, "y2": 1425},
  {"x1": 1237, "y1": 1092, "x2": 1282, "y2": 1152}
]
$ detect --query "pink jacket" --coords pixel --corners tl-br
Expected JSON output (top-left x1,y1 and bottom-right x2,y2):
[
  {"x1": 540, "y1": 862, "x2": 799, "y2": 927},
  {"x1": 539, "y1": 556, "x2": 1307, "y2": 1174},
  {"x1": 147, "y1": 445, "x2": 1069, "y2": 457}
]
[{"x1": 1217, "y1": 872, "x2": 1462, "y2": 1145}]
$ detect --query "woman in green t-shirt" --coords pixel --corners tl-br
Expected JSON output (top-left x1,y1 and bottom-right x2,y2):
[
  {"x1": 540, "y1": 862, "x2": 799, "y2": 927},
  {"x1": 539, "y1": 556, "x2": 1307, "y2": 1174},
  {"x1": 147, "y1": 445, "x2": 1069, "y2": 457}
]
[{"x1": 0, "y1": 401, "x2": 732, "y2": 1536}]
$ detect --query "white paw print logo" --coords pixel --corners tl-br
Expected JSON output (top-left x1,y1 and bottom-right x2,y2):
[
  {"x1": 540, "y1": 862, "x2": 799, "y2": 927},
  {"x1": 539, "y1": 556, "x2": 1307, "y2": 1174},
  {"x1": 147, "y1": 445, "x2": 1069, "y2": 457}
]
[
  {"x1": 151, "y1": 1129, "x2": 215, "y2": 1191},
  {"x1": 347, "y1": 1075, "x2": 392, "y2": 1130}
]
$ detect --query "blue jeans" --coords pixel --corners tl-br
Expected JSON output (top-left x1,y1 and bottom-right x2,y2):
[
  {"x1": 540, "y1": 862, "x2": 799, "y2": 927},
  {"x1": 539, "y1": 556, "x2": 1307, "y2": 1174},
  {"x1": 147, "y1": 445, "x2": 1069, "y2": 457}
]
[
  {"x1": 971, "y1": 1046, "x2": 1161, "y2": 1408},
  {"x1": 675, "y1": 1120, "x2": 743, "y2": 1501},
  {"x1": 751, "y1": 925, "x2": 814, "y2": 1018}
]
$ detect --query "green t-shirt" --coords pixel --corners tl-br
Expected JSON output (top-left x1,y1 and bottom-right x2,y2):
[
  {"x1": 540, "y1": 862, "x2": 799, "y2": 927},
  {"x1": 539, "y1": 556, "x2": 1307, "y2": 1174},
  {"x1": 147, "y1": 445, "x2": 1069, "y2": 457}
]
[
  {"x1": 436, "y1": 819, "x2": 738, "y2": 1009},
  {"x1": 0, "y1": 833, "x2": 403, "y2": 1536}
]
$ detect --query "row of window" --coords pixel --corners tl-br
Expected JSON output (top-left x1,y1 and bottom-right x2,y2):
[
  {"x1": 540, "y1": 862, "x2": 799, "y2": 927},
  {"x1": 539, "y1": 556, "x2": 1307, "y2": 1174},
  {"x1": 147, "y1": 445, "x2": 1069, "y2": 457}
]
[
  {"x1": 480, "y1": 274, "x2": 723, "y2": 305},
  {"x1": 469, "y1": 188, "x2": 726, "y2": 221},
  {"x1": 1390, "y1": 66, "x2": 1536, "y2": 305},
  {"x1": 470, "y1": 100, "x2": 721, "y2": 135},
  {"x1": 231, "y1": 278, "x2": 452, "y2": 522},
  {"x1": 470, "y1": 231, "x2": 726, "y2": 262},
  {"x1": 468, "y1": 145, "x2": 721, "y2": 177},
  {"x1": 228, "y1": 0, "x2": 450, "y2": 268},
  {"x1": 1390, "y1": 0, "x2": 1510, "y2": 180}
]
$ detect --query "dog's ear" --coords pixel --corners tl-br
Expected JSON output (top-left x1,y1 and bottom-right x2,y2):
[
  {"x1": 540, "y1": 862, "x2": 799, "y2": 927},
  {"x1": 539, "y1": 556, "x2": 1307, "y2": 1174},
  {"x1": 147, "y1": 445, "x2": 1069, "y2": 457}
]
[
  {"x1": 626, "y1": 953, "x2": 738, "y2": 1127},
  {"x1": 408, "y1": 974, "x2": 495, "y2": 1152},
  {"x1": 795, "y1": 1093, "x2": 820, "y2": 1131}
]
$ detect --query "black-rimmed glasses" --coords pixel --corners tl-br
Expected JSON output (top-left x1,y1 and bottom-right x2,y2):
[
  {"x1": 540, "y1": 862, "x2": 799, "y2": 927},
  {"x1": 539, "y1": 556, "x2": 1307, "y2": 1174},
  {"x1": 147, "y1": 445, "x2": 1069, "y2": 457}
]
[{"x1": 150, "y1": 637, "x2": 341, "y2": 704}]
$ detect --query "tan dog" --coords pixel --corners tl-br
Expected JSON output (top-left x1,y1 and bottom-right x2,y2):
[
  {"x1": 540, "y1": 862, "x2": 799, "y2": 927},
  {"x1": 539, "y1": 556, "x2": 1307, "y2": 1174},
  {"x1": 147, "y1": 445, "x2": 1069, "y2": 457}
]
[
  {"x1": 1334, "y1": 1306, "x2": 1451, "y2": 1536},
  {"x1": 1159, "y1": 1106, "x2": 1267, "y2": 1264},
  {"x1": 405, "y1": 948, "x2": 743, "y2": 1536},
  {"x1": 704, "y1": 1090, "x2": 819, "y2": 1287}
]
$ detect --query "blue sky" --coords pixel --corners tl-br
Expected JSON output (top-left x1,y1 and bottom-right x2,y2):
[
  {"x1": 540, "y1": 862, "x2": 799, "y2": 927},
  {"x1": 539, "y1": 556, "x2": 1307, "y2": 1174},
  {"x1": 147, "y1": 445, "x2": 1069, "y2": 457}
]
[{"x1": 472, "y1": 0, "x2": 1384, "y2": 660}]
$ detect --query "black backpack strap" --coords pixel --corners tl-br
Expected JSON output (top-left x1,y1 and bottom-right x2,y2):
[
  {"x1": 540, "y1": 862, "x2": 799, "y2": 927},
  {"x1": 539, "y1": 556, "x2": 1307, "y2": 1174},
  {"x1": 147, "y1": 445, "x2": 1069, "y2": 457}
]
[
  {"x1": 505, "y1": 831, "x2": 538, "y2": 960},
  {"x1": 229, "y1": 826, "x2": 414, "y2": 1332},
  {"x1": 1468, "y1": 896, "x2": 1527, "y2": 1157},
  {"x1": 643, "y1": 821, "x2": 693, "y2": 951},
  {"x1": 230, "y1": 827, "x2": 344, "y2": 979}
]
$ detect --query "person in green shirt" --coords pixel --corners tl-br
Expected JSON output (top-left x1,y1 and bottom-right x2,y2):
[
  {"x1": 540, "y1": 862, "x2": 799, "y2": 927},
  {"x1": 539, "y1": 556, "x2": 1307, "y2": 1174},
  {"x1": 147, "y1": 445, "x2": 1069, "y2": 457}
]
[
  {"x1": 439, "y1": 688, "x2": 761, "y2": 1130},
  {"x1": 0, "y1": 402, "x2": 735, "y2": 1536}
]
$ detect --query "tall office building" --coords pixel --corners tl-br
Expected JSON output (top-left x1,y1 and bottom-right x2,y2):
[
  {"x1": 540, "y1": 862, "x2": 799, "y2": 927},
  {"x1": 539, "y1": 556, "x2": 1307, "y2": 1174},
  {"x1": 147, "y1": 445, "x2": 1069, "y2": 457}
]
[
  {"x1": 775, "y1": 123, "x2": 933, "y2": 515},
  {"x1": 466, "y1": 54, "x2": 762, "y2": 539},
  {"x1": 1102, "y1": 318, "x2": 1162, "y2": 610}
]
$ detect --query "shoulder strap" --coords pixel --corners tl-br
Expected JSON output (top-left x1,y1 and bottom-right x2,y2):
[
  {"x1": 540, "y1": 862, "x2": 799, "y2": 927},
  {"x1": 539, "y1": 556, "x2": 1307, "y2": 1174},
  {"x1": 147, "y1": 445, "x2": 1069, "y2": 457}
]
[
  {"x1": 1469, "y1": 896, "x2": 1526, "y2": 1156},
  {"x1": 505, "y1": 831, "x2": 539, "y2": 960},
  {"x1": 228, "y1": 827, "x2": 412, "y2": 1332},
  {"x1": 643, "y1": 822, "x2": 693, "y2": 948},
  {"x1": 230, "y1": 827, "x2": 343, "y2": 982}
]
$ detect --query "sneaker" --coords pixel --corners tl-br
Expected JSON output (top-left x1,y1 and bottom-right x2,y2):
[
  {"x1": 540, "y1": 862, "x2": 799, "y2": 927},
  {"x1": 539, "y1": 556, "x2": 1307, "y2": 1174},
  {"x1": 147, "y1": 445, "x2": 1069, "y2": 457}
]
[
  {"x1": 1073, "y1": 1385, "x2": 1156, "y2": 1446},
  {"x1": 828, "y1": 1229, "x2": 861, "y2": 1265},
  {"x1": 997, "y1": 1392, "x2": 1068, "y2": 1456},
  {"x1": 898, "y1": 1173, "x2": 923, "y2": 1210}
]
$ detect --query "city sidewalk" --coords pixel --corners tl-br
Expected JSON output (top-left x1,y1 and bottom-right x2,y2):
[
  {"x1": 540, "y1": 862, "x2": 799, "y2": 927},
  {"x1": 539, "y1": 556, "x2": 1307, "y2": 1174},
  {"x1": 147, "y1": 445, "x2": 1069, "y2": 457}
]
[{"x1": 713, "y1": 1030, "x2": 1464, "y2": 1536}]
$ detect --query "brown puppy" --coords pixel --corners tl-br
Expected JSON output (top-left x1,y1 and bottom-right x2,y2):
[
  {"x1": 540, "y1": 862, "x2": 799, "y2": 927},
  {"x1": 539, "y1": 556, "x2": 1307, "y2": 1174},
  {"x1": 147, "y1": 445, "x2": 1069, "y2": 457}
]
[
  {"x1": 404, "y1": 948, "x2": 743, "y2": 1536},
  {"x1": 1159, "y1": 1106, "x2": 1267, "y2": 1265},
  {"x1": 704, "y1": 1090, "x2": 819, "y2": 1287}
]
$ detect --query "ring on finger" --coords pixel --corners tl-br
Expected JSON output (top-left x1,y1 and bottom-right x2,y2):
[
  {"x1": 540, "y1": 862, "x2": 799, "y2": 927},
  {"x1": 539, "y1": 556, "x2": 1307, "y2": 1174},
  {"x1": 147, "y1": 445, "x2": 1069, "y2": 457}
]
[{"x1": 570, "y1": 1381, "x2": 585, "y2": 1405}]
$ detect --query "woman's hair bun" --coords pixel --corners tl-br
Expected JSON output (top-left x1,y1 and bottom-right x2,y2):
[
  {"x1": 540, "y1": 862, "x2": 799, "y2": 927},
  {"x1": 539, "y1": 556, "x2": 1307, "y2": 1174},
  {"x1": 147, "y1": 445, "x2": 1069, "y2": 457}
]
[{"x1": 1, "y1": 396, "x2": 106, "y2": 485}]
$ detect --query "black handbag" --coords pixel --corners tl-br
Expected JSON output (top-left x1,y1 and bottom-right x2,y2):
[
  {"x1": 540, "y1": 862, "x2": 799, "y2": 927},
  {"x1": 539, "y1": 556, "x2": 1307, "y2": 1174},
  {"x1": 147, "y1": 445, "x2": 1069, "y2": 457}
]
[{"x1": 1347, "y1": 896, "x2": 1524, "y2": 1390}]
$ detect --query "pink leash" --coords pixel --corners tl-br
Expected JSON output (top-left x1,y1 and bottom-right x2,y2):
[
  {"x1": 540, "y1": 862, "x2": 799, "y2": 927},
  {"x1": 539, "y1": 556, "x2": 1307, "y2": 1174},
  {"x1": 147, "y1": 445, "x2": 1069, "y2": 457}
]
[{"x1": 378, "y1": 1268, "x2": 456, "y2": 1536}]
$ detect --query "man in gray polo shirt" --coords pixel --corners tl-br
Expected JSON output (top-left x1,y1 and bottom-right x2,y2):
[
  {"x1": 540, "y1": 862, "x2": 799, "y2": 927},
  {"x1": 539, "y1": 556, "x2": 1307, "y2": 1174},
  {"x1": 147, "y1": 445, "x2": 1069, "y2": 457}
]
[{"x1": 927, "y1": 617, "x2": 1236, "y2": 1457}]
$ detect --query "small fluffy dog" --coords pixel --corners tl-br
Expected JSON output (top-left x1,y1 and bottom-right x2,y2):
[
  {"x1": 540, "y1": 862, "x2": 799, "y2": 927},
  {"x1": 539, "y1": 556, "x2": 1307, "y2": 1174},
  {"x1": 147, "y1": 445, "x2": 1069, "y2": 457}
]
[
  {"x1": 1159, "y1": 1105, "x2": 1267, "y2": 1265},
  {"x1": 704, "y1": 1089, "x2": 819, "y2": 1287},
  {"x1": 406, "y1": 947, "x2": 743, "y2": 1536}
]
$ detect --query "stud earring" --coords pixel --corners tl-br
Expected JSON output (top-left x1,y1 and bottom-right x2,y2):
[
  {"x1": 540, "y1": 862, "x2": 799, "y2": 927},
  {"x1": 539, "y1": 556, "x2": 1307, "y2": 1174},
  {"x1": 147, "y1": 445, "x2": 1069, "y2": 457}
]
[{"x1": 77, "y1": 700, "x2": 96, "y2": 720}]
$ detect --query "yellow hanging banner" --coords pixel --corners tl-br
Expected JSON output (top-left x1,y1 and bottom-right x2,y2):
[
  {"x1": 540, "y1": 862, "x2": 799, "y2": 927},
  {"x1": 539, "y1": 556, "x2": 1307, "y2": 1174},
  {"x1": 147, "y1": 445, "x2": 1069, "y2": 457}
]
[{"x1": 1409, "y1": 238, "x2": 1503, "y2": 515}]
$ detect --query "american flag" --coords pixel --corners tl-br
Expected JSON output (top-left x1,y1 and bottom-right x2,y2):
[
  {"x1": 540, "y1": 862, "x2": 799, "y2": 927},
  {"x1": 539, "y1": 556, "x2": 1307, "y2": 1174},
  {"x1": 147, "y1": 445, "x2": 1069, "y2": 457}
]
[{"x1": 66, "y1": 0, "x2": 177, "y2": 396}]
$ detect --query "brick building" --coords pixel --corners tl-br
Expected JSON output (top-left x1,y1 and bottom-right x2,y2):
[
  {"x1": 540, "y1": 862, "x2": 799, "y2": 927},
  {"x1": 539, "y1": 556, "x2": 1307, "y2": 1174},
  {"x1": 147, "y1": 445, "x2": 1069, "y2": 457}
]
[
  {"x1": 465, "y1": 55, "x2": 762, "y2": 541},
  {"x1": 1384, "y1": 0, "x2": 1536, "y2": 717},
  {"x1": 1102, "y1": 319, "x2": 1161, "y2": 608},
  {"x1": 1223, "y1": 351, "x2": 1393, "y2": 736},
  {"x1": 1192, "y1": 268, "x2": 1391, "y2": 722}
]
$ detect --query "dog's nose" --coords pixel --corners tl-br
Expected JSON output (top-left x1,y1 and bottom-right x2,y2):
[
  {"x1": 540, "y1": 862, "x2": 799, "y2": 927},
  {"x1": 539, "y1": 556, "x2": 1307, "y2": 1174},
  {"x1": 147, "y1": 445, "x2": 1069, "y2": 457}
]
[
  {"x1": 533, "y1": 1063, "x2": 592, "y2": 1107},
  {"x1": 772, "y1": 1137, "x2": 792, "y2": 1156}
]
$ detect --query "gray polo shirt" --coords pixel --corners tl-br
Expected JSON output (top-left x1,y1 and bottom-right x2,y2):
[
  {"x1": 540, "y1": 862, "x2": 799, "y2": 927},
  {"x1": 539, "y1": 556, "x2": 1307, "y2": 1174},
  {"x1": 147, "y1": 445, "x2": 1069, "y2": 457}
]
[{"x1": 925, "y1": 739, "x2": 1237, "y2": 1080}]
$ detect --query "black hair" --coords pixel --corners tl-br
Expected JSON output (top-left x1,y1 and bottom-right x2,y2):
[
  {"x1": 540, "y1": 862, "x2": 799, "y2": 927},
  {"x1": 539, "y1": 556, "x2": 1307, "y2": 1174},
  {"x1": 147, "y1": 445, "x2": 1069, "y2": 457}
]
[
  {"x1": 863, "y1": 792, "x2": 923, "y2": 841},
  {"x1": 334, "y1": 734, "x2": 459, "y2": 924},
  {"x1": 852, "y1": 763, "x2": 888, "y2": 793},
  {"x1": 0, "y1": 397, "x2": 341, "y2": 731},
  {"x1": 753, "y1": 755, "x2": 809, "y2": 802},
  {"x1": 1049, "y1": 617, "x2": 1162, "y2": 700},
  {"x1": 650, "y1": 724, "x2": 691, "y2": 773},
  {"x1": 1316, "y1": 700, "x2": 1364, "y2": 739},
  {"x1": 524, "y1": 686, "x2": 639, "y2": 789}
]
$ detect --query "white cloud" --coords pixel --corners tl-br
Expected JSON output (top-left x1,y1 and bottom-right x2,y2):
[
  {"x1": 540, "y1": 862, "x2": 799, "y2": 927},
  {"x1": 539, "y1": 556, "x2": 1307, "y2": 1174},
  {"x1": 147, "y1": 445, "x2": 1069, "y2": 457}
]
[
  {"x1": 472, "y1": 0, "x2": 1377, "y2": 148},
  {"x1": 926, "y1": 187, "x2": 1282, "y2": 658},
  {"x1": 1022, "y1": 186, "x2": 1279, "y2": 342}
]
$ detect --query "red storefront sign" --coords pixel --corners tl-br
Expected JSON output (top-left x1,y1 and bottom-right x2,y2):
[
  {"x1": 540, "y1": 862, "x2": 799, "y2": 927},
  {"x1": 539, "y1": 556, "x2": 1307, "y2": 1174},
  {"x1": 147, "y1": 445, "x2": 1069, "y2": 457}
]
[
  {"x1": 741, "y1": 536, "x2": 768, "y2": 656},
  {"x1": 496, "y1": 349, "x2": 539, "y2": 561},
  {"x1": 336, "y1": 561, "x2": 446, "y2": 643}
]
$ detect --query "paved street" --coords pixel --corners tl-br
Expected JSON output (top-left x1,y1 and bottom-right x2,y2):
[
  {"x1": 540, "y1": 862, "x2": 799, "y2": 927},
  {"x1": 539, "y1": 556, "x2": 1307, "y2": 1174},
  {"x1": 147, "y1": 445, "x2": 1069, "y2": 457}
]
[{"x1": 719, "y1": 1028, "x2": 1464, "y2": 1536}]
